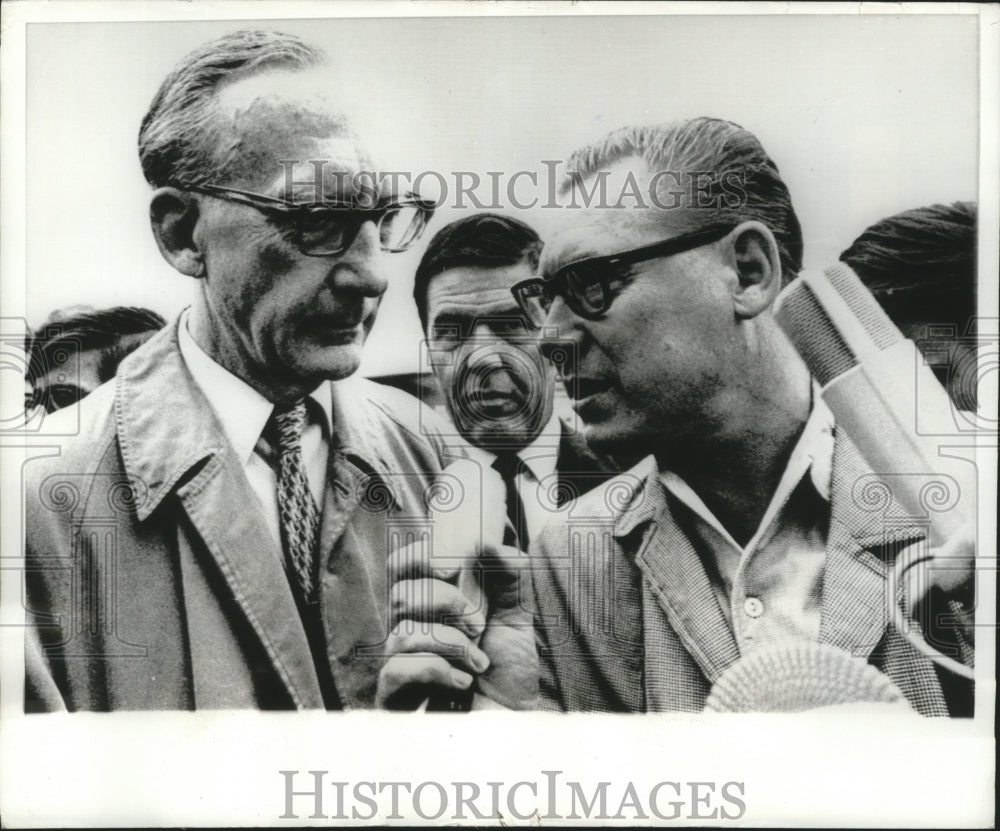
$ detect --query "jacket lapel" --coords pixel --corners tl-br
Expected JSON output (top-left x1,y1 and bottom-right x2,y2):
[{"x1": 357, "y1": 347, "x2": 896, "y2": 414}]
[
  {"x1": 115, "y1": 320, "x2": 322, "y2": 708},
  {"x1": 175, "y1": 453, "x2": 324, "y2": 708},
  {"x1": 311, "y1": 380, "x2": 402, "y2": 709},
  {"x1": 819, "y1": 431, "x2": 926, "y2": 658},
  {"x1": 617, "y1": 463, "x2": 740, "y2": 698}
]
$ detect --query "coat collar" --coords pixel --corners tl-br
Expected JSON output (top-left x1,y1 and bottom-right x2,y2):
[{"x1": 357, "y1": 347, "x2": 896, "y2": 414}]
[
  {"x1": 609, "y1": 434, "x2": 924, "y2": 558},
  {"x1": 114, "y1": 317, "x2": 405, "y2": 708},
  {"x1": 607, "y1": 431, "x2": 927, "y2": 677},
  {"x1": 819, "y1": 427, "x2": 926, "y2": 656},
  {"x1": 115, "y1": 316, "x2": 399, "y2": 520}
]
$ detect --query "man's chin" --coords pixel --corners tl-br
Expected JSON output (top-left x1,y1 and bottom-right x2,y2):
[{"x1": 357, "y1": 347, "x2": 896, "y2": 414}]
[
  {"x1": 463, "y1": 421, "x2": 544, "y2": 452},
  {"x1": 580, "y1": 418, "x2": 649, "y2": 460},
  {"x1": 289, "y1": 345, "x2": 364, "y2": 385}
]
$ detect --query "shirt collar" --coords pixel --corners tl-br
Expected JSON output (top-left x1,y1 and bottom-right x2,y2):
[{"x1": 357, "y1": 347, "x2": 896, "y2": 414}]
[
  {"x1": 177, "y1": 309, "x2": 333, "y2": 466},
  {"x1": 464, "y1": 412, "x2": 562, "y2": 480},
  {"x1": 803, "y1": 390, "x2": 834, "y2": 501},
  {"x1": 518, "y1": 412, "x2": 562, "y2": 482},
  {"x1": 659, "y1": 388, "x2": 834, "y2": 548}
]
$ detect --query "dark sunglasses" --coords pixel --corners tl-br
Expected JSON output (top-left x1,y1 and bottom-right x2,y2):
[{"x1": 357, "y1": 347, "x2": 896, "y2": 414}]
[
  {"x1": 181, "y1": 183, "x2": 435, "y2": 257},
  {"x1": 511, "y1": 224, "x2": 735, "y2": 326}
]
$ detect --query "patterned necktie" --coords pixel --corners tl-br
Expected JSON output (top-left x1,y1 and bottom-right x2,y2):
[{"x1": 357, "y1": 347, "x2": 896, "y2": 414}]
[
  {"x1": 271, "y1": 400, "x2": 320, "y2": 603},
  {"x1": 492, "y1": 451, "x2": 530, "y2": 551}
]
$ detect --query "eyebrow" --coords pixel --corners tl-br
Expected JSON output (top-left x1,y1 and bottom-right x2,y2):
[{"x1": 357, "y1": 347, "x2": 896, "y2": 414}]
[
  {"x1": 542, "y1": 247, "x2": 605, "y2": 277},
  {"x1": 429, "y1": 308, "x2": 527, "y2": 331},
  {"x1": 428, "y1": 312, "x2": 469, "y2": 330}
]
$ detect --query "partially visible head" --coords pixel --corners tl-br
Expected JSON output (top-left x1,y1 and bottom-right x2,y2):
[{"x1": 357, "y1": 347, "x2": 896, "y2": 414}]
[
  {"x1": 523, "y1": 118, "x2": 804, "y2": 457},
  {"x1": 27, "y1": 306, "x2": 166, "y2": 412},
  {"x1": 141, "y1": 30, "x2": 426, "y2": 401},
  {"x1": 840, "y1": 201, "x2": 978, "y2": 409},
  {"x1": 415, "y1": 213, "x2": 551, "y2": 451}
]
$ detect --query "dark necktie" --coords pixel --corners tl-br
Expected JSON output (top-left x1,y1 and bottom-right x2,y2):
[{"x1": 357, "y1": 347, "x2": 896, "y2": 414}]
[
  {"x1": 270, "y1": 400, "x2": 320, "y2": 604},
  {"x1": 491, "y1": 452, "x2": 530, "y2": 551}
]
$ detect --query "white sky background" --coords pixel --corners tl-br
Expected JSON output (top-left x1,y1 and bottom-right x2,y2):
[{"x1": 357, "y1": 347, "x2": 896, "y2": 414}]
[{"x1": 25, "y1": 14, "x2": 979, "y2": 376}]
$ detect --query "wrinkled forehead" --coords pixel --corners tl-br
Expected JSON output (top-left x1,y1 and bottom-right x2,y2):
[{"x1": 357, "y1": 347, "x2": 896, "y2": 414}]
[
  {"x1": 215, "y1": 68, "x2": 375, "y2": 198},
  {"x1": 428, "y1": 264, "x2": 532, "y2": 318}
]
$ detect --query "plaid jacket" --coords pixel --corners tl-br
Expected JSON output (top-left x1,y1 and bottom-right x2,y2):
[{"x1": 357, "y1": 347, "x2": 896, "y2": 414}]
[{"x1": 529, "y1": 433, "x2": 974, "y2": 715}]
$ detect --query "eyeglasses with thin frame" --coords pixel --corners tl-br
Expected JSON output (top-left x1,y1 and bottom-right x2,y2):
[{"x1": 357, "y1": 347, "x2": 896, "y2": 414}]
[
  {"x1": 180, "y1": 183, "x2": 436, "y2": 257},
  {"x1": 511, "y1": 224, "x2": 735, "y2": 326}
]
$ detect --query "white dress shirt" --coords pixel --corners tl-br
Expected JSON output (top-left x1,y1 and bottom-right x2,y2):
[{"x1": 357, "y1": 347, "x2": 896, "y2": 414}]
[
  {"x1": 177, "y1": 311, "x2": 333, "y2": 556},
  {"x1": 660, "y1": 397, "x2": 834, "y2": 654},
  {"x1": 466, "y1": 413, "x2": 563, "y2": 543}
]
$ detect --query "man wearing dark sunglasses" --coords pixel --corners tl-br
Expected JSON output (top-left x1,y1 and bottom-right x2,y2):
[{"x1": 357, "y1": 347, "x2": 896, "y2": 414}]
[
  {"x1": 388, "y1": 117, "x2": 972, "y2": 716},
  {"x1": 24, "y1": 30, "x2": 455, "y2": 711}
]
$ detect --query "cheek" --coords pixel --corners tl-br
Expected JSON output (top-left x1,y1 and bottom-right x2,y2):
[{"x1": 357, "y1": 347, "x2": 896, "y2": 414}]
[
  {"x1": 433, "y1": 363, "x2": 455, "y2": 394},
  {"x1": 599, "y1": 305, "x2": 662, "y2": 378},
  {"x1": 241, "y1": 246, "x2": 314, "y2": 331},
  {"x1": 256, "y1": 240, "x2": 298, "y2": 276}
]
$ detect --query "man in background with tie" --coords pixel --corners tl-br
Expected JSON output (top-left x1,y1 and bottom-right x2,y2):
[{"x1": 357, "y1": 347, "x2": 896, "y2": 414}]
[
  {"x1": 374, "y1": 213, "x2": 616, "y2": 711},
  {"x1": 24, "y1": 30, "x2": 454, "y2": 711},
  {"x1": 412, "y1": 213, "x2": 614, "y2": 552}
]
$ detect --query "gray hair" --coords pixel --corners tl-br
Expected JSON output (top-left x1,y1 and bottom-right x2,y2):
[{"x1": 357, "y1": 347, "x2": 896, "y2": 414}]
[
  {"x1": 138, "y1": 29, "x2": 326, "y2": 188},
  {"x1": 563, "y1": 117, "x2": 804, "y2": 284}
]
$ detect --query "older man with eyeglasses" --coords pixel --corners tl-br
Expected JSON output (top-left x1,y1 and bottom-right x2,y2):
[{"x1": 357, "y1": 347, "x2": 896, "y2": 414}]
[
  {"x1": 24, "y1": 30, "x2": 454, "y2": 711},
  {"x1": 381, "y1": 117, "x2": 974, "y2": 716}
]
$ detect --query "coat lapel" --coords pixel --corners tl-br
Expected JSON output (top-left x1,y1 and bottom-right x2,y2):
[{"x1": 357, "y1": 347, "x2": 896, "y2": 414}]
[
  {"x1": 175, "y1": 453, "x2": 324, "y2": 708},
  {"x1": 311, "y1": 380, "x2": 403, "y2": 709},
  {"x1": 617, "y1": 463, "x2": 740, "y2": 698},
  {"x1": 314, "y1": 451, "x2": 393, "y2": 710},
  {"x1": 820, "y1": 431, "x2": 952, "y2": 715},
  {"x1": 819, "y1": 431, "x2": 926, "y2": 658},
  {"x1": 115, "y1": 320, "x2": 322, "y2": 708}
]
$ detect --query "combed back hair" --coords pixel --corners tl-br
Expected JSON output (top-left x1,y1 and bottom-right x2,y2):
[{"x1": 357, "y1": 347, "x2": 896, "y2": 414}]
[
  {"x1": 562, "y1": 117, "x2": 804, "y2": 284},
  {"x1": 839, "y1": 201, "x2": 977, "y2": 326},
  {"x1": 138, "y1": 30, "x2": 326, "y2": 188},
  {"x1": 414, "y1": 213, "x2": 543, "y2": 331},
  {"x1": 28, "y1": 306, "x2": 167, "y2": 384}
]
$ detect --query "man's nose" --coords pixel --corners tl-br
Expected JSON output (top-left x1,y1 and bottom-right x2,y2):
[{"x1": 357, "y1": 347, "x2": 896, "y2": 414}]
[
  {"x1": 327, "y1": 221, "x2": 388, "y2": 297},
  {"x1": 465, "y1": 322, "x2": 507, "y2": 365}
]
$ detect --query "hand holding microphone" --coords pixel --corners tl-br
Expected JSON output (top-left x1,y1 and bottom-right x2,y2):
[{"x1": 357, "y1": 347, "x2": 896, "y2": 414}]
[{"x1": 376, "y1": 458, "x2": 537, "y2": 711}]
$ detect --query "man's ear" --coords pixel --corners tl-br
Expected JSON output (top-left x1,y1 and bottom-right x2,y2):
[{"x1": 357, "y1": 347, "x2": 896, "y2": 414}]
[
  {"x1": 149, "y1": 187, "x2": 205, "y2": 278},
  {"x1": 729, "y1": 221, "x2": 782, "y2": 319}
]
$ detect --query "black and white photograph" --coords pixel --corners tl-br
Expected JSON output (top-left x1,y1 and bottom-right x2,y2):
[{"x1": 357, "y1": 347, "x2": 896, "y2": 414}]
[{"x1": 0, "y1": 2, "x2": 996, "y2": 826}]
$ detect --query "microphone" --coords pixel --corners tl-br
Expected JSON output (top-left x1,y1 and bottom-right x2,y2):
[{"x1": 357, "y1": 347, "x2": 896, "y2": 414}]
[
  {"x1": 420, "y1": 457, "x2": 507, "y2": 712},
  {"x1": 703, "y1": 642, "x2": 913, "y2": 713},
  {"x1": 773, "y1": 263, "x2": 976, "y2": 598}
]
